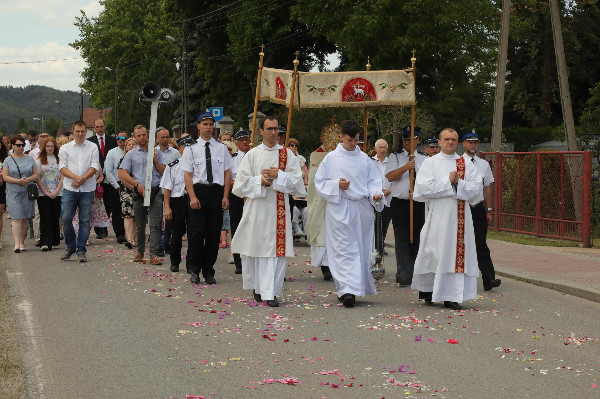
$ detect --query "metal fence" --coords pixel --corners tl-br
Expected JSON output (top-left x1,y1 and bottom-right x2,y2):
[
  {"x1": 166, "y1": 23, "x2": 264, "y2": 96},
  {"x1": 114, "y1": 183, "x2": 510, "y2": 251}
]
[{"x1": 480, "y1": 151, "x2": 593, "y2": 246}]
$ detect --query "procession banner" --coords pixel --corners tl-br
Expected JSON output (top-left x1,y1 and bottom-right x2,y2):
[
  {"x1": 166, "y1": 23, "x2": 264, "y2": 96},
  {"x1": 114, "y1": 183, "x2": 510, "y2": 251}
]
[
  {"x1": 258, "y1": 67, "x2": 296, "y2": 107},
  {"x1": 298, "y1": 70, "x2": 415, "y2": 108}
]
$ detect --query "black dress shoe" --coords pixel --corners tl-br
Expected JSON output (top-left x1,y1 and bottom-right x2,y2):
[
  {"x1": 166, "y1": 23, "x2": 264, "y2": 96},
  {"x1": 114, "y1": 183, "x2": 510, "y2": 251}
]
[
  {"x1": 190, "y1": 273, "x2": 201, "y2": 284},
  {"x1": 423, "y1": 293, "x2": 434, "y2": 306},
  {"x1": 170, "y1": 264, "x2": 179, "y2": 272},
  {"x1": 484, "y1": 279, "x2": 502, "y2": 291},
  {"x1": 340, "y1": 293, "x2": 355, "y2": 308},
  {"x1": 235, "y1": 267, "x2": 242, "y2": 274},
  {"x1": 205, "y1": 276, "x2": 217, "y2": 285},
  {"x1": 253, "y1": 290, "x2": 262, "y2": 302},
  {"x1": 321, "y1": 266, "x2": 333, "y2": 281},
  {"x1": 117, "y1": 236, "x2": 127, "y2": 244},
  {"x1": 444, "y1": 301, "x2": 462, "y2": 310},
  {"x1": 267, "y1": 298, "x2": 279, "y2": 307},
  {"x1": 156, "y1": 247, "x2": 165, "y2": 257}
]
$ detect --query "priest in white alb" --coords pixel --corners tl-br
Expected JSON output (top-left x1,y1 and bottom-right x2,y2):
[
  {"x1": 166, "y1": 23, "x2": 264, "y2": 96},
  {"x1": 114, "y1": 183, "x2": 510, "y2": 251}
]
[
  {"x1": 230, "y1": 117, "x2": 306, "y2": 307},
  {"x1": 315, "y1": 120, "x2": 383, "y2": 308},
  {"x1": 411, "y1": 128, "x2": 483, "y2": 310}
]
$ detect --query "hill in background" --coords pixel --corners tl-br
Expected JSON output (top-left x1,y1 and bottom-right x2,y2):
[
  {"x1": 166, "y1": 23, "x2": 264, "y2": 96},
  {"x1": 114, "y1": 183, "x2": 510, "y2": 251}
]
[{"x1": 0, "y1": 85, "x2": 89, "y2": 134}]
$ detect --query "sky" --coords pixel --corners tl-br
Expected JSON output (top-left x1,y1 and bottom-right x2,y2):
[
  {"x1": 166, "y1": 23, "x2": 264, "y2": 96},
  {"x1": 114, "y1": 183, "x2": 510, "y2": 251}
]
[{"x1": 0, "y1": 0, "x2": 102, "y2": 92}]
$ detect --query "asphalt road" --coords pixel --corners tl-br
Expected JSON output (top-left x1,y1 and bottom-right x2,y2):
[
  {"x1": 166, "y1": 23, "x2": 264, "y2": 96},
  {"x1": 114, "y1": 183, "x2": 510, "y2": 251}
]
[{"x1": 4, "y1": 233, "x2": 600, "y2": 399}]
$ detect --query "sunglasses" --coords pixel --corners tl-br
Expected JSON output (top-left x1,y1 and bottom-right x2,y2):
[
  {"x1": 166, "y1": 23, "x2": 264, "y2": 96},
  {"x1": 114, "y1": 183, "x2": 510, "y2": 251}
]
[
  {"x1": 29, "y1": 138, "x2": 38, "y2": 142},
  {"x1": 289, "y1": 144, "x2": 298, "y2": 147},
  {"x1": 14, "y1": 143, "x2": 25, "y2": 147},
  {"x1": 116, "y1": 136, "x2": 127, "y2": 140}
]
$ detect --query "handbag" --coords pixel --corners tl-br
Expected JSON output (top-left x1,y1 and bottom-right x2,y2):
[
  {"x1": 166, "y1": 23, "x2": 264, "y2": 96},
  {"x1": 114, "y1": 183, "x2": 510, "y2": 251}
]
[
  {"x1": 10, "y1": 156, "x2": 39, "y2": 200},
  {"x1": 95, "y1": 184, "x2": 104, "y2": 198}
]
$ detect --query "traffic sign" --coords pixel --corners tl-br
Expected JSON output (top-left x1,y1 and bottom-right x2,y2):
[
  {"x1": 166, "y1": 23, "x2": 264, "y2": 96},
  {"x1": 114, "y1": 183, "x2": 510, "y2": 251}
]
[{"x1": 209, "y1": 107, "x2": 224, "y2": 122}]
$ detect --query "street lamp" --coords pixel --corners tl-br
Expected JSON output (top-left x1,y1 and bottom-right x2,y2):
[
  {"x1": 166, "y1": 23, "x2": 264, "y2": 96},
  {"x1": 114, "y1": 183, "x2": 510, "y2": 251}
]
[
  {"x1": 32, "y1": 116, "x2": 43, "y2": 131},
  {"x1": 105, "y1": 66, "x2": 119, "y2": 135},
  {"x1": 166, "y1": 25, "x2": 189, "y2": 135},
  {"x1": 54, "y1": 100, "x2": 62, "y2": 134}
]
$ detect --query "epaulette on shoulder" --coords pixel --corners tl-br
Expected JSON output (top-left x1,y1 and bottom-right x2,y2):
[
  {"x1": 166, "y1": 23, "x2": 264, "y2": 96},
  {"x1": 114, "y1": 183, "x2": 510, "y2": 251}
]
[{"x1": 168, "y1": 159, "x2": 179, "y2": 167}]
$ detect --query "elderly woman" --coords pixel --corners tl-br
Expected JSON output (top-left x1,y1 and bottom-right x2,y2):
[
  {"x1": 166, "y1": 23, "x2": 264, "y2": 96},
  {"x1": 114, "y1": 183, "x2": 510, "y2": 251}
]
[
  {"x1": 35, "y1": 137, "x2": 63, "y2": 251},
  {"x1": 2, "y1": 135, "x2": 38, "y2": 252},
  {"x1": 119, "y1": 138, "x2": 138, "y2": 248}
]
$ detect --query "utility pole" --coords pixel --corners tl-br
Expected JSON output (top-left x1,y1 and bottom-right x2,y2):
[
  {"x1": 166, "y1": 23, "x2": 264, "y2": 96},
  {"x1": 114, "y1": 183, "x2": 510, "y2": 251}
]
[
  {"x1": 182, "y1": 21, "x2": 189, "y2": 136},
  {"x1": 80, "y1": 89, "x2": 84, "y2": 120},
  {"x1": 549, "y1": 0, "x2": 577, "y2": 151},
  {"x1": 55, "y1": 100, "x2": 62, "y2": 134},
  {"x1": 491, "y1": 0, "x2": 511, "y2": 152}
]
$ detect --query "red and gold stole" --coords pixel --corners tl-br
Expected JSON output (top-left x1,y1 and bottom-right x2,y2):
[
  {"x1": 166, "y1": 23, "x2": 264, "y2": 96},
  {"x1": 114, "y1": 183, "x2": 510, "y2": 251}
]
[
  {"x1": 275, "y1": 148, "x2": 288, "y2": 257},
  {"x1": 455, "y1": 157, "x2": 466, "y2": 273}
]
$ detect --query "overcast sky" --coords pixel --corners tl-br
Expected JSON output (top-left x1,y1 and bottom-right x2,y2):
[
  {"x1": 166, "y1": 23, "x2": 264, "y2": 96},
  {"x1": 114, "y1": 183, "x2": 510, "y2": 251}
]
[{"x1": 0, "y1": 0, "x2": 101, "y2": 92}]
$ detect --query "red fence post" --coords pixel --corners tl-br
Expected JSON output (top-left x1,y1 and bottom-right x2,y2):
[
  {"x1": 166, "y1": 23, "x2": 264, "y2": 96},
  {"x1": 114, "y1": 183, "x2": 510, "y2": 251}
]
[
  {"x1": 582, "y1": 151, "x2": 592, "y2": 247},
  {"x1": 536, "y1": 152, "x2": 542, "y2": 237},
  {"x1": 494, "y1": 152, "x2": 502, "y2": 230}
]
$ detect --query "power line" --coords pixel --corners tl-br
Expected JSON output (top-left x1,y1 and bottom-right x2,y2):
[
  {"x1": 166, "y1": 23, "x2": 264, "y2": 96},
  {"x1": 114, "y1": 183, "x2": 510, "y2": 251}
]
[{"x1": 0, "y1": 57, "x2": 84, "y2": 65}]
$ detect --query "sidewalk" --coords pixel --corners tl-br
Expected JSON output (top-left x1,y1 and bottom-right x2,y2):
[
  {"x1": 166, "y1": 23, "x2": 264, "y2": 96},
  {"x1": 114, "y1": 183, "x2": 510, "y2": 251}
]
[{"x1": 383, "y1": 227, "x2": 600, "y2": 303}]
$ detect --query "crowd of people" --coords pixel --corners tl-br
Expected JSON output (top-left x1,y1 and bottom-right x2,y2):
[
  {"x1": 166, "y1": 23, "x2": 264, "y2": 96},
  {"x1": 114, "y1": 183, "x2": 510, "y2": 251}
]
[{"x1": 0, "y1": 114, "x2": 501, "y2": 310}]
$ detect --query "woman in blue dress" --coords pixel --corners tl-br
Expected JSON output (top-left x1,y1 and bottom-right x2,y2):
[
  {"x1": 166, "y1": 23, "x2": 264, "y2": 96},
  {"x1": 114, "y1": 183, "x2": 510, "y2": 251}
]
[{"x1": 2, "y1": 136, "x2": 38, "y2": 252}]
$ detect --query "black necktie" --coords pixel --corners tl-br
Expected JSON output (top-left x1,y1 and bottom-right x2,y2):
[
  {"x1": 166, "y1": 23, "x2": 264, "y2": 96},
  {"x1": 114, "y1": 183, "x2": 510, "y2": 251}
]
[
  {"x1": 205, "y1": 142, "x2": 213, "y2": 184},
  {"x1": 471, "y1": 157, "x2": 475, "y2": 163}
]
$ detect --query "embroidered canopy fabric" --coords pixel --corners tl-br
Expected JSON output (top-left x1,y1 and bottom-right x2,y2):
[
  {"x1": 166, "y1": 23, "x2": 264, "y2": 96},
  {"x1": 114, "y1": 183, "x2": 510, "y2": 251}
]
[
  {"x1": 258, "y1": 68, "x2": 415, "y2": 108},
  {"x1": 299, "y1": 70, "x2": 415, "y2": 108},
  {"x1": 258, "y1": 68, "x2": 295, "y2": 106}
]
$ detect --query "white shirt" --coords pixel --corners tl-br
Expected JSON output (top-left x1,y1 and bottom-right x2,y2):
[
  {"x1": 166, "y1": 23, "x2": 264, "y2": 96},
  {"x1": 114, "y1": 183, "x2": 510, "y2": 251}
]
[
  {"x1": 104, "y1": 146, "x2": 124, "y2": 189},
  {"x1": 156, "y1": 145, "x2": 181, "y2": 165},
  {"x1": 160, "y1": 161, "x2": 186, "y2": 197},
  {"x1": 180, "y1": 137, "x2": 232, "y2": 186},
  {"x1": 385, "y1": 149, "x2": 427, "y2": 199},
  {"x1": 462, "y1": 153, "x2": 492, "y2": 205},
  {"x1": 372, "y1": 155, "x2": 391, "y2": 207},
  {"x1": 58, "y1": 139, "x2": 100, "y2": 192},
  {"x1": 230, "y1": 150, "x2": 246, "y2": 180},
  {"x1": 29, "y1": 147, "x2": 41, "y2": 161},
  {"x1": 24, "y1": 141, "x2": 39, "y2": 152}
]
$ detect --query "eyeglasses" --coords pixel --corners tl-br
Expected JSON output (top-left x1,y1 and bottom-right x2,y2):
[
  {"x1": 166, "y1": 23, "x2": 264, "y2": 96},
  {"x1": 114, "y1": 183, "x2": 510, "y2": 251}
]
[
  {"x1": 29, "y1": 138, "x2": 38, "y2": 142},
  {"x1": 13, "y1": 143, "x2": 25, "y2": 147},
  {"x1": 264, "y1": 127, "x2": 279, "y2": 131},
  {"x1": 116, "y1": 136, "x2": 126, "y2": 140},
  {"x1": 289, "y1": 144, "x2": 298, "y2": 147}
]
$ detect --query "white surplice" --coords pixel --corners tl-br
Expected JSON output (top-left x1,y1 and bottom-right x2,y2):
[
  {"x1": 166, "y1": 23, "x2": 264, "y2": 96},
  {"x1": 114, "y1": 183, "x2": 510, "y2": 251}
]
[
  {"x1": 230, "y1": 143, "x2": 306, "y2": 300},
  {"x1": 315, "y1": 144, "x2": 383, "y2": 297},
  {"x1": 411, "y1": 152, "x2": 483, "y2": 303},
  {"x1": 306, "y1": 148, "x2": 329, "y2": 267}
]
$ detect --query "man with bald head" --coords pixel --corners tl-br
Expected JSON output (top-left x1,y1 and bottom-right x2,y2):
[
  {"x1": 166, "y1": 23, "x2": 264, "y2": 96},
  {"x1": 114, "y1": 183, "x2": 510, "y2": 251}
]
[
  {"x1": 371, "y1": 138, "x2": 392, "y2": 249},
  {"x1": 411, "y1": 128, "x2": 482, "y2": 310}
]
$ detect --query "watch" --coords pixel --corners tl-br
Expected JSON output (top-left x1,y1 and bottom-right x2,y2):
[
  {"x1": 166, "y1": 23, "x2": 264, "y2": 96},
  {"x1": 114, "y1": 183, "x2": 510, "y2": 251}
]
[{"x1": 487, "y1": 208, "x2": 493, "y2": 212}]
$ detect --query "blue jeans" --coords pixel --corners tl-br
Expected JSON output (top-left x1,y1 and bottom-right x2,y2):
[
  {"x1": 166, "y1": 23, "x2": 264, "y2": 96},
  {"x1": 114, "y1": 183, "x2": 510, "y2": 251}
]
[{"x1": 61, "y1": 190, "x2": 94, "y2": 253}]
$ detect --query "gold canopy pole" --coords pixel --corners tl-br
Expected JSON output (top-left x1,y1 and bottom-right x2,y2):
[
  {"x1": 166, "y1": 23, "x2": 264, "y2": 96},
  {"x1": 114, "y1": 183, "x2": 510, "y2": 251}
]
[
  {"x1": 363, "y1": 56, "x2": 371, "y2": 152},
  {"x1": 285, "y1": 51, "x2": 300, "y2": 148},
  {"x1": 409, "y1": 49, "x2": 417, "y2": 243},
  {"x1": 250, "y1": 45, "x2": 265, "y2": 145}
]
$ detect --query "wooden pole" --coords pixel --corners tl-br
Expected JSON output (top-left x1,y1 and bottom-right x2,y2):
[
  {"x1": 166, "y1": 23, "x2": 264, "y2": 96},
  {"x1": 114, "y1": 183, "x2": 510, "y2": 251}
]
[
  {"x1": 549, "y1": 0, "x2": 577, "y2": 151},
  {"x1": 285, "y1": 51, "x2": 300, "y2": 148},
  {"x1": 492, "y1": 0, "x2": 510, "y2": 152},
  {"x1": 250, "y1": 45, "x2": 265, "y2": 145},
  {"x1": 363, "y1": 57, "x2": 371, "y2": 152},
  {"x1": 409, "y1": 49, "x2": 417, "y2": 242}
]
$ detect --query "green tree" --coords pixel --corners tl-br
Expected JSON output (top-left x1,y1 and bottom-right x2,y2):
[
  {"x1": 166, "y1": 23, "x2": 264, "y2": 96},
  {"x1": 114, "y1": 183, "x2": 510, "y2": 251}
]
[
  {"x1": 43, "y1": 117, "x2": 61, "y2": 136},
  {"x1": 71, "y1": 0, "x2": 176, "y2": 133},
  {"x1": 14, "y1": 117, "x2": 28, "y2": 134}
]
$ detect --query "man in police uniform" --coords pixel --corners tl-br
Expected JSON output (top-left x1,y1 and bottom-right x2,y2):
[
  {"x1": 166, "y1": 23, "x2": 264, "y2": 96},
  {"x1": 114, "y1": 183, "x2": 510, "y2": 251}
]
[
  {"x1": 229, "y1": 129, "x2": 251, "y2": 274},
  {"x1": 161, "y1": 136, "x2": 195, "y2": 273},
  {"x1": 422, "y1": 138, "x2": 440, "y2": 157},
  {"x1": 461, "y1": 131, "x2": 501, "y2": 291},
  {"x1": 181, "y1": 112, "x2": 233, "y2": 285},
  {"x1": 385, "y1": 126, "x2": 427, "y2": 285}
]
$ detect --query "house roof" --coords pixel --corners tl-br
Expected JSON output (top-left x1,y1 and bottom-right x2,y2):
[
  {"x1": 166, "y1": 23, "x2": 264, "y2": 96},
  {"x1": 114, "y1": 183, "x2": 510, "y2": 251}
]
[{"x1": 82, "y1": 107, "x2": 112, "y2": 128}]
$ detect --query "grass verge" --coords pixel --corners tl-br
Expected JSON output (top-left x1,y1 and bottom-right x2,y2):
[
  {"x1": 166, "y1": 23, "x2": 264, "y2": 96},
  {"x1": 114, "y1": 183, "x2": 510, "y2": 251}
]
[
  {"x1": 0, "y1": 252, "x2": 27, "y2": 398},
  {"x1": 487, "y1": 230, "x2": 580, "y2": 247}
]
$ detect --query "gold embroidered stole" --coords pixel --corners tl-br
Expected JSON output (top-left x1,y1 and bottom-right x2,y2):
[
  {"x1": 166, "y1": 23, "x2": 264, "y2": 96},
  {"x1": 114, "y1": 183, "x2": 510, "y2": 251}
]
[
  {"x1": 455, "y1": 157, "x2": 466, "y2": 273},
  {"x1": 275, "y1": 148, "x2": 288, "y2": 257}
]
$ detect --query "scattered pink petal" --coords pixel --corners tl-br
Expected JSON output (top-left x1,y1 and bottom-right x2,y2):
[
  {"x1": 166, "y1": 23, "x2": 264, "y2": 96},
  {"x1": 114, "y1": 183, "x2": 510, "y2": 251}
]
[
  {"x1": 448, "y1": 339, "x2": 460, "y2": 344},
  {"x1": 415, "y1": 335, "x2": 422, "y2": 341}
]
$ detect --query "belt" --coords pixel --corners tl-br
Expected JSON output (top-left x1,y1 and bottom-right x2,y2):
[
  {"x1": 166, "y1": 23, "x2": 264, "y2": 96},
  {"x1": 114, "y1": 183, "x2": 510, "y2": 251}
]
[{"x1": 193, "y1": 183, "x2": 222, "y2": 188}]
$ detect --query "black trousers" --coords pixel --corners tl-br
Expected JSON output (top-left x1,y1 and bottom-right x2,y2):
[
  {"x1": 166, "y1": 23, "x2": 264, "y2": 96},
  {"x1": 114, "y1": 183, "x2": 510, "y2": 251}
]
[
  {"x1": 470, "y1": 202, "x2": 496, "y2": 283},
  {"x1": 188, "y1": 184, "x2": 224, "y2": 278},
  {"x1": 390, "y1": 197, "x2": 425, "y2": 284},
  {"x1": 104, "y1": 184, "x2": 125, "y2": 238},
  {"x1": 229, "y1": 193, "x2": 244, "y2": 270},
  {"x1": 381, "y1": 205, "x2": 392, "y2": 243},
  {"x1": 37, "y1": 196, "x2": 61, "y2": 249},
  {"x1": 169, "y1": 196, "x2": 190, "y2": 270}
]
